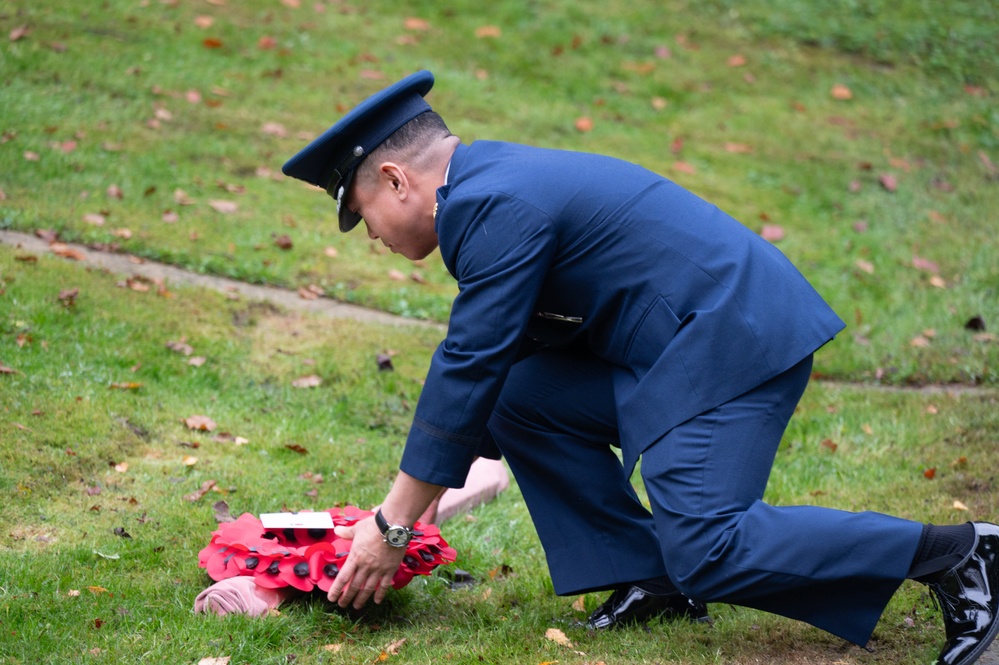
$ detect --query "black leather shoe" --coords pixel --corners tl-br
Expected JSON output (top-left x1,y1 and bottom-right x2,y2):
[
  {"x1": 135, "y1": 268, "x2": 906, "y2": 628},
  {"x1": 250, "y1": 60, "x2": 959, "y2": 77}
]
[
  {"x1": 586, "y1": 584, "x2": 709, "y2": 630},
  {"x1": 931, "y1": 522, "x2": 999, "y2": 665}
]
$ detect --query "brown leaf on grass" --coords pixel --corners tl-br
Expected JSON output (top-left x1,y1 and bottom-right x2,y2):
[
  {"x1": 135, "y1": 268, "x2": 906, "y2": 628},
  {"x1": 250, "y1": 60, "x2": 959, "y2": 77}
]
[
  {"x1": 404, "y1": 17, "x2": 430, "y2": 30},
  {"x1": 203, "y1": 37, "x2": 224, "y2": 49},
  {"x1": 285, "y1": 443, "x2": 308, "y2": 454},
  {"x1": 261, "y1": 122, "x2": 288, "y2": 137},
  {"x1": 911, "y1": 255, "x2": 940, "y2": 273},
  {"x1": 197, "y1": 658, "x2": 230, "y2": 665},
  {"x1": 376, "y1": 353, "x2": 394, "y2": 371},
  {"x1": 184, "y1": 479, "x2": 217, "y2": 502},
  {"x1": 274, "y1": 234, "x2": 293, "y2": 250},
  {"x1": 759, "y1": 224, "x2": 785, "y2": 242},
  {"x1": 724, "y1": 142, "x2": 753, "y2": 154},
  {"x1": 572, "y1": 596, "x2": 587, "y2": 611},
  {"x1": 831, "y1": 84, "x2": 853, "y2": 100},
  {"x1": 855, "y1": 259, "x2": 875, "y2": 274},
  {"x1": 387, "y1": 269, "x2": 406, "y2": 281},
  {"x1": 910, "y1": 335, "x2": 932, "y2": 348},
  {"x1": 979, "y1": 150, "x2": 999, "y2": 178},
  {"x1": 385, "y1": 639, "x2": 407, "y2": 655},
  {"x1": 58, "y1": 288, "x2": 79, "y2": 306},
  {"x1": 475, "y1": 25, "x2": 502, "y2": 38},
  {"x1": 83, "y1": 213, "x2": 107, "y2": 226},
  {"x1": 213, "y1": 500, "x2": 235, "y2": 523},
  {"x1": 879, "y1": 174, "x2": 898, "y2": 192},
  {"x1": 208, "y1": 199, "x2": 238, "y2": 214},
  {"x1": 672, "y1": 161, "x2": 696, "y2": 174},
  {"x1": 10, "y1": 25, "x2": 30, "y2": 41},
  {"x1": 107, "y1": 184, "x2": 124, "y2": 199},
  {"x1": 545, "y1": 628, "x2": 573, "y2": 647},
  {"x1": 184, "y1": 415, "x2": 217, "y2": 431},
  {"x1": 574, "y1": 117, "x2": 594, "y2": 133},
  {"x1": 727, "y1": 54, "x2": 746, "y2": 67},
  {"x1": 258, "y1": 36, "x2": 277, "y2": 50},
  {"x1": 924, "y1": 468, "x2": 936, "y2": 480},
  {"x1": 166, "y1": 339, "x2": 194, "y2": 355},
  {"x1": 109, "y1": 382, "x2": 143, "y2": 390},
  {"x1": 291, "y1": 374, "x2": 322, "y2": 388},
  {"x1": 821, "y1": 439, "x2": 838, "y2": 452},
  {"x1": 194, "y1": 15, "x2": 214, "y2": 28},
  {"x1": 24, "y1": 151, "x2": 40, "y2": 162}
]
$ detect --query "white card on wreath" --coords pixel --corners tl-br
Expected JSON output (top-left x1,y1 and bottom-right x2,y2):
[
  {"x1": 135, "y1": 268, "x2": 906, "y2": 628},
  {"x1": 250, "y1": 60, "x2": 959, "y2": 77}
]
[{"x1": 259, "y1": 511, "x2": 334, "y2": 530}]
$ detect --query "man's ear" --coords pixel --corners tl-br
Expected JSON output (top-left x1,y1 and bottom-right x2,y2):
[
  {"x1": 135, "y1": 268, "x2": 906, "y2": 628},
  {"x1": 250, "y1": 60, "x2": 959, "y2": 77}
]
[{"x1": 379, "y1": 162, "x2": 409, "y2": 201}]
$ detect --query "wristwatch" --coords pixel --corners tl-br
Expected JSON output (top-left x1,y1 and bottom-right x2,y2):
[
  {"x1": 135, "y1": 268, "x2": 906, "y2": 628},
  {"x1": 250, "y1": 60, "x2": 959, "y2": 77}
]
[{"x1": 374, "y1": 509, "x2": 413, "y2": 548}]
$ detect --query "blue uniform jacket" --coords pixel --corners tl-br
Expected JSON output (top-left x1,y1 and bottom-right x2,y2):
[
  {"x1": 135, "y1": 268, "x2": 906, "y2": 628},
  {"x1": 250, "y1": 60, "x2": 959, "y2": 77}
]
[{"x1": 399, "y1": 142, "x2": 846, "y2": 488}]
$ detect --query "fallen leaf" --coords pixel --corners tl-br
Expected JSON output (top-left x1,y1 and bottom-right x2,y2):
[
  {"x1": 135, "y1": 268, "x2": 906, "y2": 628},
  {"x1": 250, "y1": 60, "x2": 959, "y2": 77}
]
[
  {"x1": 113, "y1": 526, "x2": 132, "y2": 539},
  {"x1": 954, "y1": 500, "x2": 969, "y2": 511},
  {"x1": 404, "y1": 17, "x2": 430, "y2": 30},
  {"x1": 724, "y1": 142, "x2": 753, "y2": 154},
  {"x1": 166, "y1": 339, "x2": 194, "y2": 355},
  {"x1": 322, "y1": 644, "x2": 343, "y2": 653},
  {"x1": 924, "y1": 467, "x2": 936, "y2": 479},
  {"x1": 184, "y1": 479, "x2": 217, "y2": 502},
  {"x1": 194, "y1": 15, "x2": 214, "y2": 28},
  {"x1": 208, "y1": 200, "x2": 238, "y2": 214},
  {"x1": 672, "y1": 161, "x2": 696, "y2": 174},
  {"x1": 184, "y1": 415, "x2": 217, "y2": 432},
  {"x1": 385, "y1": 639, "x2": 407, "y2": 655},
  {"x1": 10, "y1": 25, "x2": 30, "y2": 41},
  {"x1": 274, "y1": 234, "x2": 293, "y2": 250},
  {"x1": 109, "y1": 382, "x2": 143, "y2": 390},
  {"x1": 213, "y1": 500, "x2": 235, "y2": 523},
  {"x1": 910, "y1": 335, "x2": 931, "y2": 348},
  {"x1": 831, "y1": 84, "x2": 853, "y2": 100},
  {"x1": 388, "y1": 269, "x2": 406, "y2": 281},
  {"x1": 83, "y1": 213, "x2": 107, "y2": 226},
  {"x1": 50, "y1": 243, "x2": 85, "y2": 261},
  {"x1": 879, "y1": 174, "x2": 897, "y2": 192},
  {"x1": 760, "y1": 224, "x2": 785, "y2": 242},
  {"x1": 183, "y1": 455, "x2": 198, "y2": 466},
  {"x1": 324, "y1": 246, "x2": 338, "y2": 258},
  {"x1": 203, "y1": 37, "x2": 224, "y2": 49},
  {"x1": 475, "y1": 25, "x2": 502, "y2": 38},
  {"x1": 292, "y1": 374, "x2": 322, "y2": 388},
  {"x1": 261, "y1": 122, "x2": 288, "y2": 137},
  {"x1": 285, "y1": 443, "x2": 308, "y2": 454},
  {"x1": 821, "y1": 439, "x2": 838, "y2": 452},
  {"x1": 855, "y1": 259, "x2": 875, "y2": 274},
  {"x1": 727, "y1": 54, "x2": 746, "y2": 67},
  {"x1": 574, "y1": 116, "x2": 594, "y2": 133},
  {"x1": 545, "y1": 628, "x2": 573, "y2": 647},
  {"x1": 188, "y1": 356, "x2": 207, "y2": 367},
  {"x1": 67, "y1": 589, "x2": 81, "y2": 597},
  {"x1": 572, "y1": 596, "x2": 587, "y2": 611},
  {"x1": 197, "y1": 658, "x2": 230, "y2": 665},
  {"x1": 0, "y1": 363, "x2": 17, "y2": 374},
  {"x1": 114, "y1": 462, "x2": 128, "y2": 473},
  {"x1": 911, "y1": 255, "x2": 940, "y2": 273}
]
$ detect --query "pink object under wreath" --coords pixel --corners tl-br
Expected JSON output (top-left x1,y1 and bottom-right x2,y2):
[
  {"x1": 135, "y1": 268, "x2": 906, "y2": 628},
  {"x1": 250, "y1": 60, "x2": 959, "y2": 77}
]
[{"x1": 197, "y1": 506, "x2": 457, "y2": 593}]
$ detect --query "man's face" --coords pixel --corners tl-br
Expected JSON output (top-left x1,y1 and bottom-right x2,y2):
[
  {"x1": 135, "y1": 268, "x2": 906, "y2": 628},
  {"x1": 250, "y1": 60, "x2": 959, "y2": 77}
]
[{"x1": 347, "y1": 166, "x2": 439, "y2": 261}]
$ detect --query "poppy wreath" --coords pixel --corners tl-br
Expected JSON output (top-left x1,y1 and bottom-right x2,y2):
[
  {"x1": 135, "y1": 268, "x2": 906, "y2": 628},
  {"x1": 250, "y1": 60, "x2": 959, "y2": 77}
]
[{"x1": 198, "y1": 506, "x2": 457, "y2": 593}]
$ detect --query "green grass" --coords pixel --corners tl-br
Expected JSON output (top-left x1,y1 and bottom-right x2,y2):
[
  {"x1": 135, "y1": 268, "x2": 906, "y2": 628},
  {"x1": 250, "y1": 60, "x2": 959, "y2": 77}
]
[{"x1": 2, "y1": 0, "x2": 999, "y2": 662}]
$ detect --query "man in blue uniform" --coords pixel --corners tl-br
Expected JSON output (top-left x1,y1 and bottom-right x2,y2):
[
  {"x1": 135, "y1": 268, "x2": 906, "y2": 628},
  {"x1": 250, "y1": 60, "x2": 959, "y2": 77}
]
[{"x1": 282, "y1": 70, "x2": 999, "y2": 665}]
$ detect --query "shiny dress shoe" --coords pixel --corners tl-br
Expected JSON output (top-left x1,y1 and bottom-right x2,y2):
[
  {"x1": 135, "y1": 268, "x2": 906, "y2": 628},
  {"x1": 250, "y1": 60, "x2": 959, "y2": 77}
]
[
  {"x1": 931, "y1": 522, "x2": 999, "y2": 665},
  {"x1": 586, "y1": 584, "x2": 709, "y2": 629}
]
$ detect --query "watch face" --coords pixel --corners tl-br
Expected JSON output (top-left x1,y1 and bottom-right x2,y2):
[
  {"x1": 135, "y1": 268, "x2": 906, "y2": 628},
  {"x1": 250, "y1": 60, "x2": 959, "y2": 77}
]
[{"x1": 385, "y1": 526, "x2": 411, "y2": 547}]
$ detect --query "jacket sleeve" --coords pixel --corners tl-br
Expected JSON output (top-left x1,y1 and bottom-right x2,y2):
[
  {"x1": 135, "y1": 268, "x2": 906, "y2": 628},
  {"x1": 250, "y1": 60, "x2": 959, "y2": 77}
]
[{"x1": 399, "y1": 192, "x2": 558, "y2": 487}]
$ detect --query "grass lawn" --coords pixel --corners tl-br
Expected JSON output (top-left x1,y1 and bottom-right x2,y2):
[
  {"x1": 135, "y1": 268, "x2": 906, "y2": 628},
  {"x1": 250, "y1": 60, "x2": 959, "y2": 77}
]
[{"x1": 2, "y1": 0, "x2": 998, "y2": 663}]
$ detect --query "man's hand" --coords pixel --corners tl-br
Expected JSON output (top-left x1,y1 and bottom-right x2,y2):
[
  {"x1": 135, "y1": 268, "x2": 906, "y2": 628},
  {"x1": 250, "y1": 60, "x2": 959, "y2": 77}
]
[{"x1": 327, "y1": 515, "x2": 407, "y2": 609}]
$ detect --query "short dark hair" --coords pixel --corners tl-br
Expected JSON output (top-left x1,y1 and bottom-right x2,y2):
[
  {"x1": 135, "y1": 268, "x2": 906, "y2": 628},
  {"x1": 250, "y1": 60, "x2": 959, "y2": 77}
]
[{"x1": 377, "y1": 110, "x2": 451, "y2": 155}]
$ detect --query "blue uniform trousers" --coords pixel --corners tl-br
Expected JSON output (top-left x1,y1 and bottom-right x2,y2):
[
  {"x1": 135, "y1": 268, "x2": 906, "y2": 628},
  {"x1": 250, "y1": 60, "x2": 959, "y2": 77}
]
[{"x1": 486, "y1": 348, "x2": 923, "y2": 645}]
